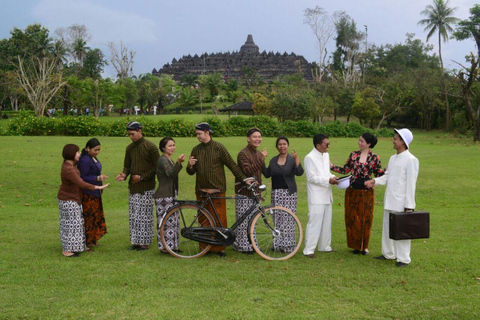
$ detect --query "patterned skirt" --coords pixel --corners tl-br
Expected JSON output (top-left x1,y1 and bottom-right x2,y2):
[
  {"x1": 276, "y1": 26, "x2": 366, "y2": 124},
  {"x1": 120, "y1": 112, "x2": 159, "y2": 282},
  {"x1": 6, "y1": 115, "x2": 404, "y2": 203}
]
[
  {"x1": 344, "y1": 188, "x2": 375, "y2": 251},
  {"x1": 271, "y1": 189, "x2": 298, "y2": 252},
  {"x1": 155, "y1": 197, "x2": 178, "y2": 250},
  {"x1": 233, "y1": 197, "x2": 256, "y2": 252},
  {"x1": 58, "y1": 200, "x2": 86, "y2": 252},
  {"x1": 81, "y1": 194, "x2": 107, "y2": 246},
  {"x1": 129, "y1": 190, "x2": 155, "y2": 246}
]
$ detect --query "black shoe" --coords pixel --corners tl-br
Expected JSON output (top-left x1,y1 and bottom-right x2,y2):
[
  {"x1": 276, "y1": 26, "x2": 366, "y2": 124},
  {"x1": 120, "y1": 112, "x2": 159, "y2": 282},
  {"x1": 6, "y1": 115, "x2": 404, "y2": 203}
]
[
  {"x1": 130, "y1": 245, "x2": 140, "y2": 251},
  {"x1": 396, "y1": 262, "x2": 409, "y2": 268},
  {"x1": 172, "y1": 249, "x2": 183, "y2": 253},
  {"x1": 303, "y1": 253, "x2": 316, "y2": 259},
  {"x1": 353, "y1": 250, "x2": 361, "y2": 254},
  {"x1": 136, "y1": 246, "x2": 149, "y2": 251},
  {"x1": 217, "y1": 251, "x2": 227, "y2": 257},
  {"x1": 242, "y1": 251, "x2": 254, "y2": 255},
  {"x1": 375, "y1": 255, "x2": 387, "y2": 260},
  {"x1": 361, "y1": 250, "x2": 370, "y2": 256}
]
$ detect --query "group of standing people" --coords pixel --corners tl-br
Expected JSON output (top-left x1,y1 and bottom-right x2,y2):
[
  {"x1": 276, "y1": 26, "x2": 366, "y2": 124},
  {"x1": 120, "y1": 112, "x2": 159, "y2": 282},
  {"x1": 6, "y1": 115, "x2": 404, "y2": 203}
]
[{"x1": 56, "y1": 120, "x2": 419, "y2": 267}]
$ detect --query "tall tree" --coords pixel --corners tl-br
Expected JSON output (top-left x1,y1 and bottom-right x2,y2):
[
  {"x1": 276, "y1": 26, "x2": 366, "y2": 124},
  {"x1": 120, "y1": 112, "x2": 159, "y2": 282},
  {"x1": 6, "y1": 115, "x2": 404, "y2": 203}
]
[
  {"x1": 303, "y1": 6, "x2": 336, "y2": 83},
  {"x1": 72, "y1": 38, "x2": 90, "y2": 67},
  {"x1": 331, "y1": 12, "x2": 364, "y2": 87},
  {"x1": 418, "y1": 0, "x2": 459, "y2": 130},
  {"x1": 109, "y1": 41, "x2": 135, "y2": 79},
  {"x1": 455, "y1": 54, "x2": 480, "y2": 141},
  {"x1": 16, "y1": 57, "x2": 67, "y2": 117},
  {"x1": 454, "y1": 4, "x2": 480, "y2": 58}
]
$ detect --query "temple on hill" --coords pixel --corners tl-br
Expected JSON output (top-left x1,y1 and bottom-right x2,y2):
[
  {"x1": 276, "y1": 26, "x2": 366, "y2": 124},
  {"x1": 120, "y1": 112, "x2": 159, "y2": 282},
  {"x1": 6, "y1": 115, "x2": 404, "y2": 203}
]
[{"x1": 152, "y1": 34, "x2": 313, "y2": 82}]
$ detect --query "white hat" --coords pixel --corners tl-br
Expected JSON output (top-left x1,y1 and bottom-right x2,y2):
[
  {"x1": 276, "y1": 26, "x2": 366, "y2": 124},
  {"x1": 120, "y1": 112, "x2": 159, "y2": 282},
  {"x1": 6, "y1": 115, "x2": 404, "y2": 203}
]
[{"x1": 394, "y1": 128, "x2": 413, "y2": 149}]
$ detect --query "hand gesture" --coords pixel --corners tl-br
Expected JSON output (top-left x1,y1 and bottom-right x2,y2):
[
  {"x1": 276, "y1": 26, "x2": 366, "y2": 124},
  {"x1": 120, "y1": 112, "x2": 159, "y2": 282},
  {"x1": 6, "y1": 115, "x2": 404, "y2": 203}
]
[
  {"x1": 177, "y1": 154, "x2": 186, "y2": 164},
  {"x1": 115, "y1": 173, "x2": 126, "y2": 181},
  {"x1": 188, "y1": 155, "x2": 197, "y2": 167},
  {"x1": 96, "y1": 183, "x2": 110, "y2": 190},
  {"x1": 291, "y1": 149, "x2": 298, "y2": 160},
  {"x1": 261, "y1": 147, "x2": 268, "y2": 160},
  {"x1": 98, "y1": 174, "x2": 109, "y2": 182}
]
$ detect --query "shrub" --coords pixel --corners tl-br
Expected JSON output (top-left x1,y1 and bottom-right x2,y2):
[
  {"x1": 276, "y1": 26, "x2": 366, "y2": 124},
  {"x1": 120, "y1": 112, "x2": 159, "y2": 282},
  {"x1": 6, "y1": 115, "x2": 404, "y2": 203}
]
[
  {"x1": 279, "y1": 120, "x2": 318, "y2": 137},
  {"x1": 4, "y1": 114, "x2": 392, "y2": 138}
]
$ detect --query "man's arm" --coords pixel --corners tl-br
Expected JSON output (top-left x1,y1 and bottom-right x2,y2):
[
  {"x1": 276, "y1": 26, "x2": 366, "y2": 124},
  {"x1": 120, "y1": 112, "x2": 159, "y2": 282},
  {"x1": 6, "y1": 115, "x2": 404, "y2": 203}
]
[
  {"x1": 404, "y1": 157, "x2": 419, "y2": 211},
  {"x1": 222, "y1": 146, "x2": 246, "y2": 180},
  {"x1": 186, "y1": 149, "x2": 197, "y2": 175},
  {"x1": 304, "y1": 156, "x2": 331, "y2": 187}
]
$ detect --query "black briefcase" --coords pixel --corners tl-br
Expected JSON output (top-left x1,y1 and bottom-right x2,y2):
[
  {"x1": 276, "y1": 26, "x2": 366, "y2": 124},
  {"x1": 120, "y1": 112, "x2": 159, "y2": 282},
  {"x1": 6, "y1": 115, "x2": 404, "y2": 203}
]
[{"x1": 389, "y1": 211, "x2": 430, "y2": 240}]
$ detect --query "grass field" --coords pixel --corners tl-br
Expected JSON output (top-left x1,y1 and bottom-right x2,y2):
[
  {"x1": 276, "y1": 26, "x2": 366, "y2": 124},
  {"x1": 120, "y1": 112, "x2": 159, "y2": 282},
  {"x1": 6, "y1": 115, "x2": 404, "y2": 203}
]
[{"x1": 1, "y1": 132, "x2": 479, "y2": 319}]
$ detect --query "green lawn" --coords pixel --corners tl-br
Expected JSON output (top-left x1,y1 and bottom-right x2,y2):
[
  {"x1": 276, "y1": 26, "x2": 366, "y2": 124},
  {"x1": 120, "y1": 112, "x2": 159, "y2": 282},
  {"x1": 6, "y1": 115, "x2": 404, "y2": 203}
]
[{"x1": 0, "y1": 132, "x2": 479, "y2": 319}]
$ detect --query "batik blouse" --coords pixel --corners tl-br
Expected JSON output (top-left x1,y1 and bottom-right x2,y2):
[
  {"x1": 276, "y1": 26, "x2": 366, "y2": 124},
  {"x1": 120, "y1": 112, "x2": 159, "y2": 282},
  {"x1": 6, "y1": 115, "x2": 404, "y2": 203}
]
[{"x1": 331, "y1": 150, "x2": 384, "y2": 189}]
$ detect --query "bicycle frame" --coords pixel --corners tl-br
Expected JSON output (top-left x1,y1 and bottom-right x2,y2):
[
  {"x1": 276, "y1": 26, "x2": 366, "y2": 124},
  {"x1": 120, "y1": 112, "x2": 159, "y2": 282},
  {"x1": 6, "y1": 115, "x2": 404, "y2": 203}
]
[{"x1": 172, "y1": 183, "x2": 270, "y2": 246}]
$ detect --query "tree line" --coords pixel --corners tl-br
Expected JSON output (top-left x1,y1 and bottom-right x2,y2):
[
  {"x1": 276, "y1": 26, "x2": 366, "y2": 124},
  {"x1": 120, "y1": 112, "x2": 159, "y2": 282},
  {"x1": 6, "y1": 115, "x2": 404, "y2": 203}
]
[{"x1": 0, "y1": 1, "x2": 479, "y2": 141}]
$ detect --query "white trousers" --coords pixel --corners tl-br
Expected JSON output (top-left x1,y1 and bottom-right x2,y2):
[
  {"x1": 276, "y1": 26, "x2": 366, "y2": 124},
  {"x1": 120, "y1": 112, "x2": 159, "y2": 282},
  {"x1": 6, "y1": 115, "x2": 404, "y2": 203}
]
[
  {"x1": 303, "y1": 203, "x2": 332, "y2": 255},
  {"x1": 382, "y1": 209, "x2": 411, "y2": 264}
]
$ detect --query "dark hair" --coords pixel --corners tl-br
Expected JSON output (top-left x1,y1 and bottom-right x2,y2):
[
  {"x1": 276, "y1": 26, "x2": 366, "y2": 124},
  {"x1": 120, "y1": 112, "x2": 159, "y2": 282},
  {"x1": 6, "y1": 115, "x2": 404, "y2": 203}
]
[
  {"x1": 159, "y1": 136, "x2": 175, "y2": 153},
  {"x1": 313, "y1": 133, "x2": 328, "y2": 147},
  {"x1": 81, "y1": 138, "x2": 101, "y2": 156},
  {"x1": 62, "y1": 144, "x2": 79, "y2": 161},
  {"x1": 247, "y1": 127, "x2": 261, "y2": 137},
  {"x1": 361, "y1": 132, "x2": 378, "y2": 148},
  {"x1": 276, "y1": 136, "x2": 289, "y2": 148}
]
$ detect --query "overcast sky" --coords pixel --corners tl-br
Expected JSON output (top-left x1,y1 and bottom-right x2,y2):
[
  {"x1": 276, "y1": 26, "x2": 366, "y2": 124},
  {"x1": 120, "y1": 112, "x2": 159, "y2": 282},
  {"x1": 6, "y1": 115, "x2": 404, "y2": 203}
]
[{"x1": 1, "y1": 0, "x2": 477, "y2": 78}]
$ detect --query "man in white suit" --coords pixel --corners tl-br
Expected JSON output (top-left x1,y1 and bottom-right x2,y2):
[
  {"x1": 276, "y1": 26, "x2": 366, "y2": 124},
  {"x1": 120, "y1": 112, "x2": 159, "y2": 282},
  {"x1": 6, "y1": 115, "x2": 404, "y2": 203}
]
[
  {"x1": 365, "y1": 128, "x2": 419, "y2": 267},
  {"x1": 303, "y1": 133, "x2": 338, "y2": 258}
]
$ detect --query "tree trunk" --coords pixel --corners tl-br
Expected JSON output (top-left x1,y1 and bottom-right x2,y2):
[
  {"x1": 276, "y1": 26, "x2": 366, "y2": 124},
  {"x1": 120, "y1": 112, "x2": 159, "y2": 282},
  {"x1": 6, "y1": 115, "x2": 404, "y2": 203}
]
[{"x1": 438, "y1": 34, "x2": 450, "y2": 131}]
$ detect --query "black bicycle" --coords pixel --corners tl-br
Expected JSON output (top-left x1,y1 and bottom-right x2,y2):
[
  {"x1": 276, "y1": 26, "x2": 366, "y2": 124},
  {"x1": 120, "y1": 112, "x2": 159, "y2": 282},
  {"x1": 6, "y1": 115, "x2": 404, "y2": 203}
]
[{"x1": 158, "y1": 178, "x2": 303, "y2": 260}]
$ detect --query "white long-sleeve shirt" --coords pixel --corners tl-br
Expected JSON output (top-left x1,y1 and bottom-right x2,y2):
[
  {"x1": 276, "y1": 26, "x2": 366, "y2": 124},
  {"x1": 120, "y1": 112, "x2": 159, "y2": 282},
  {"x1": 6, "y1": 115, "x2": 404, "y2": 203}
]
[
  {"x1": 374, "y1": 150, "x2": 419, "y2": 212},
  {"x1": 304, "y1": 148, "x2": 336, "y2": 205}
]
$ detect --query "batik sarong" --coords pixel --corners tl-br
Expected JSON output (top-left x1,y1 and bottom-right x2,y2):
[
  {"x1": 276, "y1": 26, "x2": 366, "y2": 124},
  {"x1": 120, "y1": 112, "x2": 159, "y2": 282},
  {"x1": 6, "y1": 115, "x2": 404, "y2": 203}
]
[
  {"x1": 271, "y1": 189, "x2": 298, "y2": 252},
  {"x1": 81, "y1": 194, "x2": 107, "y2": 246},
  {"x1": 58, "y1": 200, "x2": 86, "y2": 252},
  {"x1": 155, "y1": 197, "x2": 178, "y2": 250},
  {"x1": 129, "y1": 190, "x2": 155, "y2": 246}
]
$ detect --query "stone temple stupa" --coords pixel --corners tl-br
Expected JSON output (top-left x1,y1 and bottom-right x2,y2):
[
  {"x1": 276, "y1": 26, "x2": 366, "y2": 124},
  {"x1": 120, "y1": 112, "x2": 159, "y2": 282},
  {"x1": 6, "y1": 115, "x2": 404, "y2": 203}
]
[{"x1": 152, "y1": 34, "x2": 313, "y2": 82}]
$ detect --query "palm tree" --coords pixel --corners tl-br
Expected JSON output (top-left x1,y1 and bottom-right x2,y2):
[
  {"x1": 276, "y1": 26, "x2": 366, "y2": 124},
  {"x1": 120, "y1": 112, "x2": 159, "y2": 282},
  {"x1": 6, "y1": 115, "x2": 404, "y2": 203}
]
[
  {"x1": 418, "y1": 0, "x2": 459, "y2": 131},
  {"x1": 72, "y1": 38, "x2": 90, "y2": 67},
  {"x1": 51, "y1": 40, "x2": 69, "y2": 66}
]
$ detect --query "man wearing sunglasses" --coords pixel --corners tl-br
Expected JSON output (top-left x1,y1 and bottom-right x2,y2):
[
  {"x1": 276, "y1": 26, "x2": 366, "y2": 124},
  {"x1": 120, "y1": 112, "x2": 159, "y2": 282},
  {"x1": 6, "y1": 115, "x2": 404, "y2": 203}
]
[{"x1": 303, "y1": 133, "x2": 338, "y2": 258}]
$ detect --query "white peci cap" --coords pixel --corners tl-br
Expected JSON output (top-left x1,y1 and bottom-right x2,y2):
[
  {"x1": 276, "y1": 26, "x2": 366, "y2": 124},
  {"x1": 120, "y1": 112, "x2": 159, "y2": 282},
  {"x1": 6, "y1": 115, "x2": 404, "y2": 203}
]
[{"x1": 394, "y1": 128, "x2": 413, "y2": 149}]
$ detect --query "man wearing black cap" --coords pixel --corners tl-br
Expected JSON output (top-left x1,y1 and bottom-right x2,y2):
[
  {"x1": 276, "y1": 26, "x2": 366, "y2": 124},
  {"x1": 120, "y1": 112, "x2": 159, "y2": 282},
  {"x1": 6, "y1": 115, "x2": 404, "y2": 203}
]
[
  {"x1": 366, "y1": 128, "x2": 419, "y2": 267},
  {"x1": 186, "y1": 122, "x2": 247, "y2": 257},
  {"x1": 116, "y1": 121, "x2": 160, "y2": 251}
]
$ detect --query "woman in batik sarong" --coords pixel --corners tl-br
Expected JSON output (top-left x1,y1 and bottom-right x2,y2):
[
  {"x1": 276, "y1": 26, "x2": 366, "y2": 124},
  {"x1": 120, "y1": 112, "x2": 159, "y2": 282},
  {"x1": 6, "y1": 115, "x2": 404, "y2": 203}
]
[
  {"x1": 58, "y1": 144, "x2": 109, "y2": 257},
  {"x1": 153, "y1": 137, "x2": 185, "y2": 253},
  {"x1": 330, "y1": 133, "x2": 384, "y2": 255},
  {"x1": 78, "y1": 138, "x2": 108, "y2": 247},
  {"x1": 262, "y1": 136, "x2": 304, "y2": 252}
]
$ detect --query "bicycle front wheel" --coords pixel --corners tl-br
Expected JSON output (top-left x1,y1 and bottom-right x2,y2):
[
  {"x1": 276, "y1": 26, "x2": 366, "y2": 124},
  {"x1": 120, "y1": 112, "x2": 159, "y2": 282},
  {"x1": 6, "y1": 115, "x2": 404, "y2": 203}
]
[
  {"x1": 159, "y1": 204, "x2": 215, "y2": 258},
  {"x1": 249, "y1": 206, "x2": 303, "y2": 261}
]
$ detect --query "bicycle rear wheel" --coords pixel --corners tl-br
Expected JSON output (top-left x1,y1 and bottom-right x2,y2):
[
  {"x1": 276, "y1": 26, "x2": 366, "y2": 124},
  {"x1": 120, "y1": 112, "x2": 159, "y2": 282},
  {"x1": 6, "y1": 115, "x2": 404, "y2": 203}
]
[
  {"x1": 249, "y1": 206, "x2": 303, "y2": 261},
  {"x1": 159, "y1": 204, "x2": 215, "y2": 258}
]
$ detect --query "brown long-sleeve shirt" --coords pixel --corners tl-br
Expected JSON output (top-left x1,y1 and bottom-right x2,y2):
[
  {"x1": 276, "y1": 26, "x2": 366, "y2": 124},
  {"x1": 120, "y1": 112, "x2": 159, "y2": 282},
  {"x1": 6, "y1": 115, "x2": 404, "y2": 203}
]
[
  {"x1": 123, "y1": 137, "x2": 160, "y2": 195},
  {"x1": 235, "y1": 145, "x2": 264, "y2": 196},
  {"x1": 58, "y1": 161, "x2": 96, "y2": 205},
  {"x1": 186, "y1": 139, "x2": 246, "y2": 194}
]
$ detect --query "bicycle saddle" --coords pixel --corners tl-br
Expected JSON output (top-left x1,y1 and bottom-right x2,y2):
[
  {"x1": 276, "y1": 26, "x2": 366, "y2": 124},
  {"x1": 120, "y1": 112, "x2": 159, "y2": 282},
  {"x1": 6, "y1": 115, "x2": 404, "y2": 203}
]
[{"x1": 200, "y1": 188, "x2": 221, "y2": 195}]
